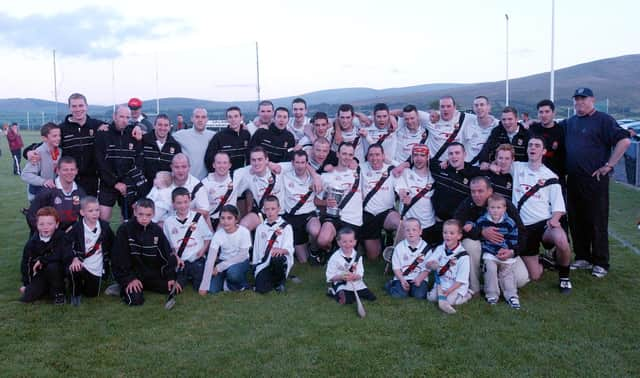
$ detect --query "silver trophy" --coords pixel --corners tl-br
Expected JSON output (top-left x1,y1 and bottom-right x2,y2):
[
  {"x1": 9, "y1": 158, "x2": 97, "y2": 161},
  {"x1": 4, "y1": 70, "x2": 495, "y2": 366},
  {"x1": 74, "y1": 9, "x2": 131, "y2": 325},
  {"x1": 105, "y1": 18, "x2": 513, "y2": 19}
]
[{"x1": 326, "y1": 186, "x2": 345, "y2": 217}]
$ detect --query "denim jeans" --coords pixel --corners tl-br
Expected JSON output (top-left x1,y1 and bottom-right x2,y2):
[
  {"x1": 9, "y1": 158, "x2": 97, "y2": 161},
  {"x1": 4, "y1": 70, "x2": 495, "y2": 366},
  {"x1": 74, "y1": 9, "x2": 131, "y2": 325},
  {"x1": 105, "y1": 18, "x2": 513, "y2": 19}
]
[
  {"x1": 385, "y1": 279, "x2": 428, "y2": 299},
  {"x1": 208, "y1": 259, "x2": 250, "y2": 293}
]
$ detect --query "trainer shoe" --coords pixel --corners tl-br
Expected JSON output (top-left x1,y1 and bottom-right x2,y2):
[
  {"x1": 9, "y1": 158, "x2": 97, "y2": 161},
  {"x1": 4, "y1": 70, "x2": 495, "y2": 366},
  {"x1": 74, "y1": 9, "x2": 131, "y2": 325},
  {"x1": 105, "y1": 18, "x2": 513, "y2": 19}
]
[
  {"x1": 289, "y1": 275, "x2": 303, "y2": 284},
  {"x1": 508, "y1": 297, "x2": 521, "y2": 310},
  {"x1": 54, "y1": 293, "x2": 65, "y2": 305},
  {"x1": 570, "y1": 259, "x2": 593, "y2": 270},
  {"x1": 275, "y1": 284, "x2": 287, "y2": 293},
  {"x1": 559, "y1": 278, "x2": 572, "y2": 294},
  {"x1": 105, "y1": 283, "x2": 120, "y2": 296},
  {"x1": 486, "y1": 297, "x2": 498, "y2": 305},
  {"x1": 71, "y1": 295, "x2": 82, "y2": 307},
  {"x1": 592, "y1": 265, "x2": 608, "y2": 278}
]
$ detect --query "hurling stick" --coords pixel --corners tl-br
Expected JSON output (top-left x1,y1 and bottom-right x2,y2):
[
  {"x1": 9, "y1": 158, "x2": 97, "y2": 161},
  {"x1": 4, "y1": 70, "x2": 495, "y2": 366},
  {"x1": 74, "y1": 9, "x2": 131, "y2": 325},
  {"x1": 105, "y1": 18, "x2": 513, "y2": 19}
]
[{"x1": 350, "y1": 281, "x2": 366, "y2": 318}]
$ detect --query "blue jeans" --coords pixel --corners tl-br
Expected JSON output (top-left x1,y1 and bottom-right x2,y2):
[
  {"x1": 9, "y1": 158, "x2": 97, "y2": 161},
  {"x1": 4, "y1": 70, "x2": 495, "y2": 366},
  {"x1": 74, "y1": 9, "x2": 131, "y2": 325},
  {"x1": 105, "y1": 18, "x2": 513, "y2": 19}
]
[
  {"x1": 385, "y1": 279, "x2": 428, "y2": 299},
  {"x1": 209, "y1": 259, "x2": 250, "y2": 294},
  {"x1": 176, "y1": 257, "x2": 206, "y2": 291}
]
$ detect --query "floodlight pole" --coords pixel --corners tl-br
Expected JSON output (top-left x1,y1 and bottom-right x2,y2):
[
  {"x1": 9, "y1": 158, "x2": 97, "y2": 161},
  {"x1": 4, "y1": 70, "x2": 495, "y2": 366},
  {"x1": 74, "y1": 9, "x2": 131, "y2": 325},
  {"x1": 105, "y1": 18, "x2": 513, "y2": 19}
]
[
  {"x1": 53, "y1": 49, "x2": 59, "y2": 122},
  {"x1": 550, "y1": 0, "x2": 556, "y2": 102},
  {"x1": 505, "y1": 14, "x2": 510, "y2": 106},
  {"x1": 256, "y1": 41, "x2": 261, "y2": 102}
]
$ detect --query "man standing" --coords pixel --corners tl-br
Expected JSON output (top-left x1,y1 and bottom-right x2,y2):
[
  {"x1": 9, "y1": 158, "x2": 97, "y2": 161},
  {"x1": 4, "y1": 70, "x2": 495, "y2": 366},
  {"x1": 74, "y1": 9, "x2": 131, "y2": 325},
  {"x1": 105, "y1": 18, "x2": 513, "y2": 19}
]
[
  {"x1": 142, "y1": 114, "x2": 181, "y2": 192},
  {"x1": 331, "y1": 104, "x2": 366, "y2": 162},
  {"x1": 288, "y1": 97, "x2": 311, "y2": 143},
  {"x1": 391, "y1": 105, "x2": 428, "y2": 165},
  {"x1": 362, "y1": 103, "x2": 397, "y2": 164},
  {"x1": 562, "y1": 88, "x2": 630, "y2": 278},
  {"x1": 426, "y1": 96, "x2": 475, "y2": 162},
  {"x1": 461, "y1": 96, "x2": 499, "y2": 164},
  {"x1": 204, "y1": 106, "x2": 250, "y2": 174},
  {"x1": 173, "y1": 108, "x2": 215, "y2": 179},
  {"x1": 478, "y1": 106, "x2": 530, "y2": 167},
  {"x1": 128, "y1": 97, "x2": 153, "y2": 133},
  {"x1": 58, "y1": 93, "x2": 109, "y2": 196},
  {"x1": 6, "y1": 122, "x2": 24, "y2": 175},
  {"x1": 529, "y1": 99, "x2": 565, "y2": 180},
  {"x1": 249, "y1": 107, "x2": 295, "y2": 163},
  {"x1": 247, "y1": 100, "x2": 275, "y2": 136}
]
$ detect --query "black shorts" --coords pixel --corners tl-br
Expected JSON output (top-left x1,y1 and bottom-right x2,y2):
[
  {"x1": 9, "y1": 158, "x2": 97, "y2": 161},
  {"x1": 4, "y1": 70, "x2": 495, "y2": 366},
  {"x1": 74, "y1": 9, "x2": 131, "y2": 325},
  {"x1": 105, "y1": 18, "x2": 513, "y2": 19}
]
[
  {"x1": 283, "y1": 212, "x2": 317, "y2": 245},
  {"x1": 361, "y1": 209, "x2": 394, "y2": 240},
  {"x1": 98, "y1": 184, "x2": 123, "y2": 207},
  {"x1": 320, "y1": 215, "x2": 361, "y2": 240},
  {"x1": 422, "y1": 222, "x2": 443, "y2": 245},
  {"x1": 523, "y1": 220, "x2": 554, "y2": 256}
]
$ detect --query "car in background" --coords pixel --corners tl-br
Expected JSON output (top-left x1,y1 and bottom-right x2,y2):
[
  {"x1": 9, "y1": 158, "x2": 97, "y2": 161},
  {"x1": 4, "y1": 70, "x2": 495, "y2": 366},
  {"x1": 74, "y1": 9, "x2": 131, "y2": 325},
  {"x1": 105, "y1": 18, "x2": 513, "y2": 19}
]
[{"x1": 617, "y1": 119, "x2": 636, "y2": 127}]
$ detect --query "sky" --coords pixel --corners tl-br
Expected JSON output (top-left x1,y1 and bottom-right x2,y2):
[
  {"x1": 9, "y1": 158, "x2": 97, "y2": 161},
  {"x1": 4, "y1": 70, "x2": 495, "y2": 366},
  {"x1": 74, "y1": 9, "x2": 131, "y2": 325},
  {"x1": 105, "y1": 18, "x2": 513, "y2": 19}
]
[{"x1": 0, "y1": 0, "x2": 638, "y2": 106}]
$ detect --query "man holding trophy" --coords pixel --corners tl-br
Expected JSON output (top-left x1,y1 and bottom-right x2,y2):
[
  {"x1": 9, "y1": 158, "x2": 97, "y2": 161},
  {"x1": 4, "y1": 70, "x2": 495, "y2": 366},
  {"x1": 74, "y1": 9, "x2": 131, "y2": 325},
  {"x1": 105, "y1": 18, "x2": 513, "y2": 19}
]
[{"x1": 315, "y1": 143, "x2": 363, "y2": 262}]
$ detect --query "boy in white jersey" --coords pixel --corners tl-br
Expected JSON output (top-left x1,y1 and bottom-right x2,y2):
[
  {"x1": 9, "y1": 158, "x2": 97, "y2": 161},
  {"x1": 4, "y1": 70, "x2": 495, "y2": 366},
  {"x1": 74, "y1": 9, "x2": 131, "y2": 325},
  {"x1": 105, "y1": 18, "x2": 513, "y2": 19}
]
[
  {"x1": 67, "y1": 196, "x2": 115, "y2": 305},
  {"x1": 385, "y1": 218, "x2": 431, "y2": 299},
  {"x1": 361, "y1": 143, "x2": 400, "y2": 260},
  {"x1": 201, "y1": 151, "x2": 238, "y2": 230},
  {"x1": 509, "y1": 136, "x2": 572, "y2": 293},
  {"x1": 163, "y1": 187, "x2": 213, "y2": 291},
  {"x1": 325, "y1": 227, "x2": 376, "y2": 304},
  {"x1": 282, "y1": 150, "x2": 321, "y2": 263},
  {"x1": 426, "y1": 219, "x2": 472, "y2": 314},
  {"x1": 253, "y1": 196, "x2": 294, "y2": 293},
  {"x1": 395, "y1": 144, "x2": 439, "y2": 244},
  {"x1": 316, "y1": 143, "x2": 363, "y2": 260}
]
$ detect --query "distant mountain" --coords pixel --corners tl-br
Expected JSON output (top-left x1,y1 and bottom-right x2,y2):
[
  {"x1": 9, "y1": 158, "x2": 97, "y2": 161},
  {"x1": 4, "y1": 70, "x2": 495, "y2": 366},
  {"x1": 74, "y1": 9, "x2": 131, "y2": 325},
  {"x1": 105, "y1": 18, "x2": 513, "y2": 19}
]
[{"x1": 2, "y1": 55, "x2": 639, "y2": 123}]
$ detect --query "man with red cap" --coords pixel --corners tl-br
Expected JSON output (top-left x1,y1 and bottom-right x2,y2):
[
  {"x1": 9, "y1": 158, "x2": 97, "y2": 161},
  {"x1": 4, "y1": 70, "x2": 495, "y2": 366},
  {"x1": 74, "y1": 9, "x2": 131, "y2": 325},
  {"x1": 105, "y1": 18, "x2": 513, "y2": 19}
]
[{"x1": 128, "y1": 97, "x2": 153, "y2": 133}]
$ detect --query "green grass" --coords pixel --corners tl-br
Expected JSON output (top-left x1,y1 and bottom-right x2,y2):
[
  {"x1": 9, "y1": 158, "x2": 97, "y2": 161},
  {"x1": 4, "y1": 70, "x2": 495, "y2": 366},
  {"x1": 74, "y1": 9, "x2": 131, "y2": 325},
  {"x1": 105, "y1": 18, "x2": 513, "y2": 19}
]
[{"x1": 1, "y1": 131, "x2": 639, "y2": 376}]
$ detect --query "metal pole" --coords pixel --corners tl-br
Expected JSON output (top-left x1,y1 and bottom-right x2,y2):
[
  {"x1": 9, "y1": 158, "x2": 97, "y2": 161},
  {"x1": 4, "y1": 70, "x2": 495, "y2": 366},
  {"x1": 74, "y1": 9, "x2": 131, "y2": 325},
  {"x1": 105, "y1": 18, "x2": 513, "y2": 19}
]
[
  {"x1": 112, "y1": 60, "x2": 116, "y2": 114},
  {"x1": 53, "y1": 49, "x2": 59, "y2": 122},
  {"x1": 505, "y1": 14, "x2": 510, "y2": 106},
  {"x1": 155, "y1": 53, "x2": 160, "y2": 115},
  {"x1": 550, "y1": 0, "x2": 555, "y2": 102},
  {"x1": 27, "y1": 112, "x2": 30, "y2": 130},
  {"x1": 255, "y1": 41, "x2": 261, "y2": 102}
]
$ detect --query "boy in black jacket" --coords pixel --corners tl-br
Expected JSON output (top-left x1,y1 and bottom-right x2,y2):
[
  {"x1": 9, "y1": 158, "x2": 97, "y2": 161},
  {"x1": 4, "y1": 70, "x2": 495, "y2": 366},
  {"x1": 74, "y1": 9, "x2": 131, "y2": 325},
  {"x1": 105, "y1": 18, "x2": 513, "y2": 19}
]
[
  {"x1": 20, "y1": 207, "x2": 70, "y2": 304},
  {"x1": 66, "y1": 196, "x2": 115, "y2": 305},
  {"x1": 111, "y1": 198, "x2": 180, "y2": 306}
]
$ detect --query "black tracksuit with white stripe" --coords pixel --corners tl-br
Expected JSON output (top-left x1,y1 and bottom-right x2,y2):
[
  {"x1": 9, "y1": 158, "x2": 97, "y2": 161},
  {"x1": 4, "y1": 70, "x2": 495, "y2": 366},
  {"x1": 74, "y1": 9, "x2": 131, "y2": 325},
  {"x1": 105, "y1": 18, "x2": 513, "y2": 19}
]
[
  {"x1": 249, "y1": 123, "x2": 295, "y2": 163},
  {"x1": 142, "y1": 132, "x2": 181, "y2": 186},
  {"x1": 204, "y1": 126, "x2": 251, "y2": 174},
  {"x1": 59, "y1": 114, "x2": 109, "y2": 195},
  {"x1": 478, "y1": 125, "x2": 530, "y2": 164},
  {"x1": 430, "y1": 160, "x2": 483, "y2": 221},
  {"x1": 95, "y1": 123, "x2": 144, "y2": 189}
]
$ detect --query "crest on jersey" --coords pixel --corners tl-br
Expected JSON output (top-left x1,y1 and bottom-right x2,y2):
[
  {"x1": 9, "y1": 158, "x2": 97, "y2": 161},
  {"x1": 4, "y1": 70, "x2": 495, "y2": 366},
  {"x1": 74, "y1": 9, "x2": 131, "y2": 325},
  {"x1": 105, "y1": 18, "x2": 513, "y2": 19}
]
[
  {"x1": 538, "y1": 179, "x2": 546, "y2": 185},
  {"x1": 227, "y1": 182, "x2": 234, "y2": 190},
  {"x1": 517, "y1": 139, "x2": 523, "y2": 146},
  {"x1": 506, "y1": 182, "x2": 512, "y2": 189},
  {"x1": 190, "y1": 222, "x2": 197, "y2": 231},
  {"x1": 268, "y1": 176, "x2": 274, "y2": 184},
  {"x1": 72, "y1": 195, "x2": 80, "y2": 205},
  {"x1": 89, "y1": 129, "x2": 94, "y2": 136},
  {"x1": 284, "y1": 141, "x2": 288, "y2": 148},
  {"x1": 153, "y1": 236, "x2": 159, "y2": 245},
  {"x1": 463, "y1": 178, "x2": 469, "y2": 185},
  {"x1": 275, "y1": 228, "x2": 283, "y2": 236},
  {"x1": 54, "y1": 197, "x2": 62, "y2": 205},
  {"x1": 454, "y1": 122, "x2": 460, "y2": 130},
  {"x1": 128, "y1": 143, "x2": 134, "y2": 150},
  {"x1": 171, "y1": 227, "x2": 178, "y2": 235},
  {"x1": 552, "y1": 141, "x2": 558, "y2": 150},
  {"x1": 169, "y1": 147, "x2": 175, "y2": 154},
  {"x1": 381, "y1": 171, "x2": 388, "y2": 178},
  {"x1": 244, "y1": 141, "x2": 248, "y2": 147}
]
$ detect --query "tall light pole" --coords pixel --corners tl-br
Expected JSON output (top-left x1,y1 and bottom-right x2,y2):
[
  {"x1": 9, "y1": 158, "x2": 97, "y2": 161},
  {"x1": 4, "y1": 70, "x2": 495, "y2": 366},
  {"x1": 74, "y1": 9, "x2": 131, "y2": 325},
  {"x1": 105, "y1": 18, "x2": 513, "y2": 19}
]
[
  {"x1": 255, "y1": 41, "x2": 261, "y2": 102},
  {"x1": 505, "y1": 13, "x2": 510, "y2": 106},
  {"x1": 550, "y1": 0, "x2": 556, "y2": 102}
]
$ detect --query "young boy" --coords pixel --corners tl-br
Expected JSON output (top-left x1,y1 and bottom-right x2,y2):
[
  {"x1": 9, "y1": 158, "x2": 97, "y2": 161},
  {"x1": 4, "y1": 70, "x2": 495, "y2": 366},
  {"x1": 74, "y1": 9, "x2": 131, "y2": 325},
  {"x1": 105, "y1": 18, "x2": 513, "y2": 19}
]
[
  {"x1": 426, "y1": 219, "x2": 471, "y2": 314},
  {"x1": 19, "y1": 207, "x2": 70, "y2": 304},
  {"x1": 21, "y1": 123, "x2": 62, "y2": 201},
  {"x1": 111, "y1": 198, "x2": 179, "y2": 306},
  {"x1": 385, "y1": 218, "x2": 431, "y2": 299},
  {"x1": 253, "y1": 196, "x2": 294, "y2": 294},
  {"x1": 163, "y1": 187, "x2": 213, "y2": 292},
  {"x1": 473, "y1": 194, "x2": 520, "y2": 309},
  {"x1": 325, "y1": 227, "x2": 376, "y2": 305},
  {"x1": 67, "y1": 196, "x2": 115, "y2": 305}
]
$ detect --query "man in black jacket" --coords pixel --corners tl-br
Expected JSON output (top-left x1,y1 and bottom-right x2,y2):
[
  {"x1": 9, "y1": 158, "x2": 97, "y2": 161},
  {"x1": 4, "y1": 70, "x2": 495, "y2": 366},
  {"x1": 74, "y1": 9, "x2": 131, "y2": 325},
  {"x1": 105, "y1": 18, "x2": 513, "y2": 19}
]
[
  {"x1": 111, "y1": 199, "x2": 179, "y2": 306},
  {"x1": 249, "y1": 107, "x2": 295, "y2": 163},
  {"x1": 95, "y1": 105, "x2": 145, "y2": 222},
  {"x1": 454, "y1": 176, "x2": 529, "y2": 295},
  {"x1": 478, "y1": 106, "x2": 530, "y2": 168},
  {"x1": 204, "y1": 106, "x2": 251, "y2": 174},
  {"x1": 142, "y1": 114, "x2": 181, "y2": 194}
]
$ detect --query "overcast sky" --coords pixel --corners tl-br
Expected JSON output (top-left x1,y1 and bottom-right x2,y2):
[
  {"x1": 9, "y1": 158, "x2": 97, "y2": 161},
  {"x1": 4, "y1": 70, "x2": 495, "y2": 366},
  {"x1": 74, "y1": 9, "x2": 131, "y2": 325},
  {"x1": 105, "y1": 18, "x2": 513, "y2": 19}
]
[{"x1": 0, "y1": 0, "x2": 638, "y2": 106}]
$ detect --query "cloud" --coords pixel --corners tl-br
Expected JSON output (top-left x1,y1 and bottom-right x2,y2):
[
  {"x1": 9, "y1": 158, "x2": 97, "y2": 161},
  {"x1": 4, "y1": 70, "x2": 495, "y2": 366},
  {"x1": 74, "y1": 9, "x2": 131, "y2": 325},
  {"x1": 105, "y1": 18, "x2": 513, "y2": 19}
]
[{"x1": 0, "y1": 7, "x2": 190, "y2": 59}]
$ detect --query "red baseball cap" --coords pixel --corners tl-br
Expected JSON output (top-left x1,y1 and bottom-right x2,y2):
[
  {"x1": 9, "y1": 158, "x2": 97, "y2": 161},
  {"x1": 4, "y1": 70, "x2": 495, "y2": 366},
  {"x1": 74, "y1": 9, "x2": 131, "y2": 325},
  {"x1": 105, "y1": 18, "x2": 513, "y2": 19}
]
[{"x1": 128, "y1": 98, "x2": 143, "y2": 109}]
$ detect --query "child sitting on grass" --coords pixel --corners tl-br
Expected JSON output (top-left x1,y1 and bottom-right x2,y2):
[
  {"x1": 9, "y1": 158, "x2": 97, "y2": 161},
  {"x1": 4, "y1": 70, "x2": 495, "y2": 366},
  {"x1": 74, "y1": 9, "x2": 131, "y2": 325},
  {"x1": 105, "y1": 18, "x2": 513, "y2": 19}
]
[
  {"x1": 426, "y1": 219, "x2": 471, "y2": 314},
  {"x1": 20, "y1": 207, "x2": 70, "y2": 305},
  {"x1": 326, "y1": 227, "x2": 376, "y2": 305}
]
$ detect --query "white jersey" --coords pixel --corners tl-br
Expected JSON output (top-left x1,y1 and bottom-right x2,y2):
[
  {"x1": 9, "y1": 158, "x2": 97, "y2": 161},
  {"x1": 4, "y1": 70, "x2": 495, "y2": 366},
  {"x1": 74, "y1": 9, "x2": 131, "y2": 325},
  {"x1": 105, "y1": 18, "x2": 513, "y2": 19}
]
[
  {"x1": 425, "y1": 242, "x2": 469, "y2": 296},
  {"x1": 287, "y1": 117, "x2": 311, "y2": 142},
  {"x1": 253, "y1": 217, "x2": 294, "y2": 277},
  {"x1": 397, "y1": 110, "x2": 431, "y2": 130},
  {"x1": 200, "y1": 173, "x2": 238, "y2": 219},
  {"x1": 321, "y1": 168, "x2": 363, "y2": 226},
  {"x1": 392, "y1": 125, "x2": 428, "y2": 165},
  {"x1": 360, "y1": 162, "x2": 396, "y2": 215},
  {"x1": 163, "y1": 210, "x2": 213, "y2": 263},
  {"x1": 362, "y1": 125, "x2": 397, "y2": 164},
  {"x1": 233, "y1": 167, "x2": 284, "y2": 213},
  {"x1": 199, "y1": 225, "x2": 252, "y2": 291},
  {"x1": 147, "y1": 186, "x2": 173, "y2": 223},
  {"x1": 511, "y1": 162, "x2": 565, "y2": 226},
  {"x1": 332, "y1": 126, "x2": 365, "y2": 162},
  {"x1": 392, "y1": 239, "x2": 430, "y2": 281},
  {"x1": 282, "y1": 169, "x2": 317, "y2": 215},
  {"x1": 396, "y1": 168, "x2": 436, "y2": 229},
  {"x1": 426, "y1": 111, "x2": 475, "y2": 161},
  {"x1": 325, "y1": 248, "x2": 367, "y2": 291},
  {"x1": 170, "y1": 175, "x2": 209, "y2": 211},
  {"x1": 460, "y1": 115, "x2": 499, "y2": 163},
  {"x1": 81, "y1": 220, "x2": 104, "y2": 277}
]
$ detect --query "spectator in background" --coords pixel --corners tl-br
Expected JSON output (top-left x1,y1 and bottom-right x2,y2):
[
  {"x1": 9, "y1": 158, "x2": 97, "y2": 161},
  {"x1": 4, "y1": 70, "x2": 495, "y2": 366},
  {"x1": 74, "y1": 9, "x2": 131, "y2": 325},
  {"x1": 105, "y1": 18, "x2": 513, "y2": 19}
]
[
  {"x1": 128, "y1": 97, "x2": 154, "y2": 133},
  {"x1": 6, "y1": 122, "x2": 24, "y2": 174},
  {"x1": 175, "y1": 113, "x2": 188, "y2": 131}
]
